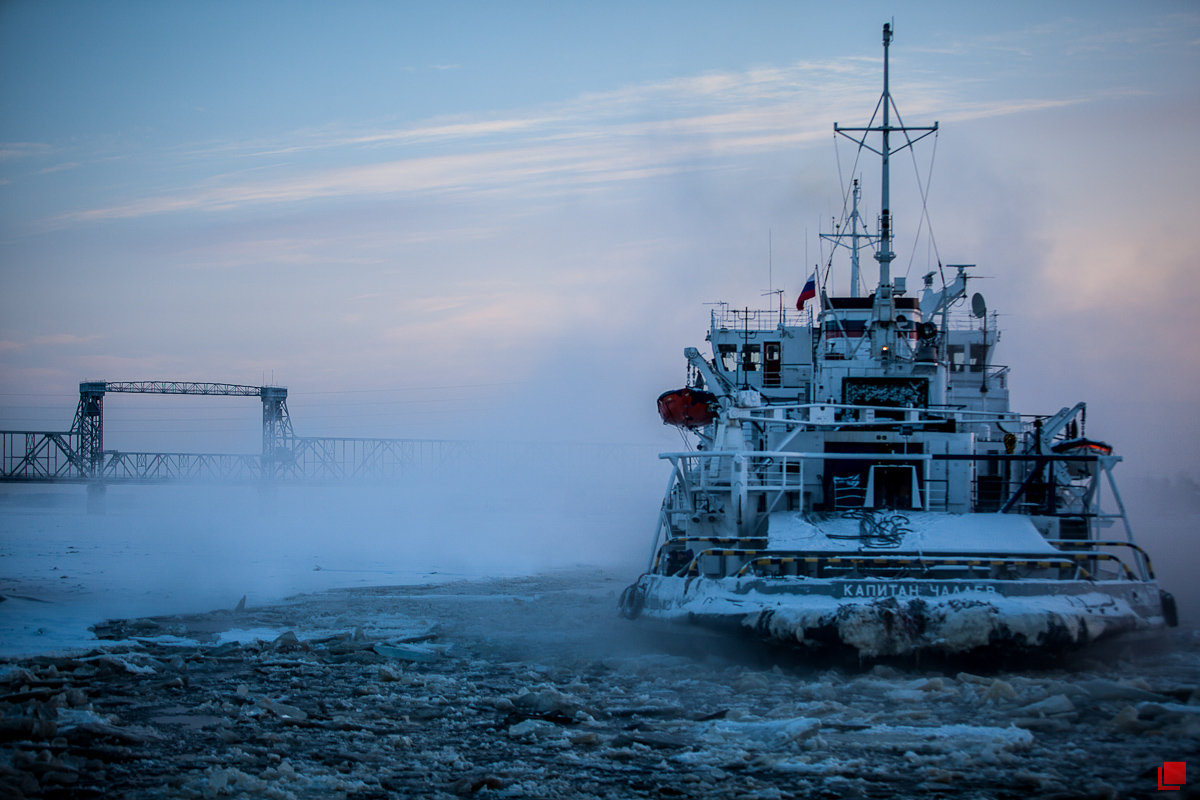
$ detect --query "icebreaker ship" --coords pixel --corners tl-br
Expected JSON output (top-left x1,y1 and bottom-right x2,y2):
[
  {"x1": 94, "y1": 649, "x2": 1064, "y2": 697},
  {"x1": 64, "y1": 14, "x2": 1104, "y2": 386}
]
[{"x1": 619, "y1": 24, "x2": 1176, "y2": 658}]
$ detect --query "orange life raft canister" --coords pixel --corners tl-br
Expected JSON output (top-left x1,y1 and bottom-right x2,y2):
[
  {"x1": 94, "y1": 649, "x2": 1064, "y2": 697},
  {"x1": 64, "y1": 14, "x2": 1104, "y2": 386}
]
[{"x1": 656, "y1": 388, "x2": 717, "y2": 428}]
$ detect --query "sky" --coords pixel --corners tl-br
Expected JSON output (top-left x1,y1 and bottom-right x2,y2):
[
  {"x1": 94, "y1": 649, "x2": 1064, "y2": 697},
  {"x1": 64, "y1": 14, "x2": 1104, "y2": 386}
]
[{"x1": 1, "y1": 0, "x2": 1199, "y2": 481}]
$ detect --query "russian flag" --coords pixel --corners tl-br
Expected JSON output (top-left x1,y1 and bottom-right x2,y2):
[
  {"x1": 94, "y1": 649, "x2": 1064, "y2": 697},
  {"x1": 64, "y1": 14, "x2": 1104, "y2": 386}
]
[{"x1": 796, "y1": 272, "x2": 817, "y2": 310}]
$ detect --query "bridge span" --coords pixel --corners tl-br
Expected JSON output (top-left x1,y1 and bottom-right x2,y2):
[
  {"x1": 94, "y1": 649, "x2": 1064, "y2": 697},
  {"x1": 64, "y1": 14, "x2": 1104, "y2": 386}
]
[{"x1": 1, "y1": 380, "x2": 629, "y2": 484}]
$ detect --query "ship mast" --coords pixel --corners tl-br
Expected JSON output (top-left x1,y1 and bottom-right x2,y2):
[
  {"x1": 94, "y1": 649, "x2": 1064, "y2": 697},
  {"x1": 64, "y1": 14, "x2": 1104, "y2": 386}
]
[
  {"x1": 820, "y1": 178, "x2": 876, "y2": 298},
  {"x1": 850, "y1": 181, "x2": 864, "y2": 297},
  {"x1": 833, "y1": 22, "x2": 938, "y2": 296},
  {"x1": 879, "y1": 23, "x2": 894, "y2": 288}
]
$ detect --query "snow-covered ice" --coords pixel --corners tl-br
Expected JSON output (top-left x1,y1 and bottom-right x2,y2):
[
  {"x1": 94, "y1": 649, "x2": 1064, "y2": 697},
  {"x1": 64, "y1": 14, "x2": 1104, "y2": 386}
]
[
  {"x1": 2, "y1": 484, "x2": 1198, "y2": 798},
  {"x1": 1, "y1": 569, "x2": 1197, "y2": 798}
]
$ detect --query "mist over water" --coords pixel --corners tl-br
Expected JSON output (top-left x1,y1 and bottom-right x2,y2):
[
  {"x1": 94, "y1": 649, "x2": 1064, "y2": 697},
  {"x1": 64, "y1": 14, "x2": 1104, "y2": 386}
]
[
  {"x1": 1123, "y1": 476, "x2": 1200, "y2": 629},
  {"x1": 0, "y1": 440, "x2": 661, "y2": 657},
  {"x1": 2, "y1": 350, "x2": 1197, "y2": 655}
]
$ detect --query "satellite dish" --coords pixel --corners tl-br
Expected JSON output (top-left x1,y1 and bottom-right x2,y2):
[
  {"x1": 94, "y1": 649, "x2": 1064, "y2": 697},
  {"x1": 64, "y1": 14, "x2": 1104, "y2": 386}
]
[{"x1": 971, "y1": 292, "x2": 987, "y2": 319}]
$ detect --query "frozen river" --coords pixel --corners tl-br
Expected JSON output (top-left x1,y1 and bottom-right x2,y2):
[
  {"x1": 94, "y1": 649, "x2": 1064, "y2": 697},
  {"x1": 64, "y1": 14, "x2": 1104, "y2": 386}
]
[
  {"x1": 2, "y1": 570, "x2": 1198, "y2": 799},
  {"x1": 0, "y1": 481, "x2": 650, "y2": 658},
  {"x1": 2, "y1": 484, "x2": 1198, "y2": 798}
]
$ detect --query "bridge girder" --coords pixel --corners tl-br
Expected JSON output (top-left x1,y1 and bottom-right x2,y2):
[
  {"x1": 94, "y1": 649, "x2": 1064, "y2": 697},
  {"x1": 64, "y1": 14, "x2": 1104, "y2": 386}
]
[{"x1": 1, "y1": 379, "x2": 652, "y2": 485}]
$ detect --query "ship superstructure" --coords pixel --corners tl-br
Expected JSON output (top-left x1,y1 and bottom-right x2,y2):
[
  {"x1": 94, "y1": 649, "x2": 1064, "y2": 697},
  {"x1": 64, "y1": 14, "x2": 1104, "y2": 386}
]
[{"x1": 620, "y1": 24, "x2": 1175, "y2": 658}]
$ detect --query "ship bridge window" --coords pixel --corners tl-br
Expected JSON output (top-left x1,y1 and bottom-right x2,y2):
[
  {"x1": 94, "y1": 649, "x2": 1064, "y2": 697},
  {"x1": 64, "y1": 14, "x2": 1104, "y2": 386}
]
[
  {"x1": 718, "y1": 344, "x2": 738, "y2": 372},
  {"x1": 741, "y1": 344, "x2": 760, "y2": 372},
  {"x1": 948, "y1": 345, "x2": 966, "y2": 373},
  {"x1": 969, "y1": 344, "x2": 989, "y2": 373}
]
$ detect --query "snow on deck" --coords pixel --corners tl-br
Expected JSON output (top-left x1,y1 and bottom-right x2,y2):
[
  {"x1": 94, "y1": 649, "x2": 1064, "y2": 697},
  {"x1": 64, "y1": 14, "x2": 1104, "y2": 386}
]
[{"x1": 767, "y1": 511, "x2": 1061, "y2": 554}]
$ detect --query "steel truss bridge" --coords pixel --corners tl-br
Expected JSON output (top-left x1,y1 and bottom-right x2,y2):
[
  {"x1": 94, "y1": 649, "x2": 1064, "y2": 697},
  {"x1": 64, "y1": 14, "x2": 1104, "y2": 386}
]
[{"x1": 1, "y1": 380, "x2": 643, "y2": 484}]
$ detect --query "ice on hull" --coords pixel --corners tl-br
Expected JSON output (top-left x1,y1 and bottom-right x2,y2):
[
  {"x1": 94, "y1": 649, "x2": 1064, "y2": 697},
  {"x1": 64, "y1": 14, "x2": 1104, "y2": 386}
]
[{"x1": 622, "y1": 575, "x2": 1168, "y2": 658}]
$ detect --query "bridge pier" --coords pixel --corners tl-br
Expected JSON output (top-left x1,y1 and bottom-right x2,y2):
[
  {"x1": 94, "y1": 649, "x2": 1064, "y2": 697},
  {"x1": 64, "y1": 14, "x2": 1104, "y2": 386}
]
[{"x1": 86, "y1": 481, "x2": 107, "y2": 515}]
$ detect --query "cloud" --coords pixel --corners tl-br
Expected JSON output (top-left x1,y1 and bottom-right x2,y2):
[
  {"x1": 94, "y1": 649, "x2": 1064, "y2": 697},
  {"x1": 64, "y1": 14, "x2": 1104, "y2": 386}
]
[
  {"x1": 233, "y1": 115, "x2": 558, "y2": 159},
  {"x1": 54, "y1": 138, "x2": 686, "y2": 223},
  {"x1": 177, "y1": 235, "x2": 381, "y2": 271},
  {"x1": 31, "y1": 333, "x2": 101, "y2": 346},
  {"x1": 0, "y1": 142, "x2": 53, "y2": 161},
  {"x1": 35, "y1": 161, "x2": 80, "y2": 176},
  {"x1": 45, "y1": 55, "x2": 1084, "y2": 230}
]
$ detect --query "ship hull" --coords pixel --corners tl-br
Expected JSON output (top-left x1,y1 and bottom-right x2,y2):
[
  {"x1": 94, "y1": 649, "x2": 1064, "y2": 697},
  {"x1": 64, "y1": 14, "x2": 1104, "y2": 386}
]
[{"x1": 620, "y1": 574, "x2": 1169, "y2": 659}]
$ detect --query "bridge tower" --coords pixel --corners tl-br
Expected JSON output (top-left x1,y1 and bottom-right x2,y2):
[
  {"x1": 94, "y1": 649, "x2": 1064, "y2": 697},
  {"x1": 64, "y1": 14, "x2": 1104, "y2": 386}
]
[
  {"x1": 72, "y1": 382, "x2": 106, "y2": 478},
  {"x1": 260, "y1": 386, "x2": 293, "y2": 478}
]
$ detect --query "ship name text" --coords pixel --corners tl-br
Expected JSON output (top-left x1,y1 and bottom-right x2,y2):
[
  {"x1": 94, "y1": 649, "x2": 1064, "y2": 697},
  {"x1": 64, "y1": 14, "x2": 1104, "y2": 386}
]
[{"x1": 836, "y1": 582, "x2": 999, "y2": 599}]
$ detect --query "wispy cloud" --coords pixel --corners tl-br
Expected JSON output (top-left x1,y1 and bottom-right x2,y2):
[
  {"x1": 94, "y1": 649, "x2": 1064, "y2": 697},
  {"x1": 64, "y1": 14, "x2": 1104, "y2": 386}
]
[
  {"x1": 32, "y1": 333, "x2": 102, "y2": 346},
  {"x1": 0, "y1": 142, "x2": 53, "y2": 161},
  {"x1": 43, "y1": 56, "x2": 1092, "y2": 229},
  {"x1": 0, "y1": 334, "x2": 102, "y2": 354},
  {"x1": 233, "y1": 115, "x2": 558, "y2": 159},
  {"x1": 35, "y1": 161, "x2": 80, "y2": 176},
  {"x1": 936, "y1": 97, "x2": 1085, "y2": 124},
  {"x1": 176, "y1": 224, "x2": 501, "y2": 271}
]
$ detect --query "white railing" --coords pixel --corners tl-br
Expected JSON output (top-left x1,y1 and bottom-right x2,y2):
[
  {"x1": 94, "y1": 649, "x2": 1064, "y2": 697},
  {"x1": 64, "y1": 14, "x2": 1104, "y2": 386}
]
[
  {"x1": 646, "y1": 446, "x2": 1138, "y2": 572},
  {"x1": 727, "y1": 401, "x2": 1022, "y2": 431},
  {"x1": 647, "y1": 450, "x2": 935, "y2": 563},
  {"x1": 710, "y1": 307, "x2": 811, "y2": 331}
]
